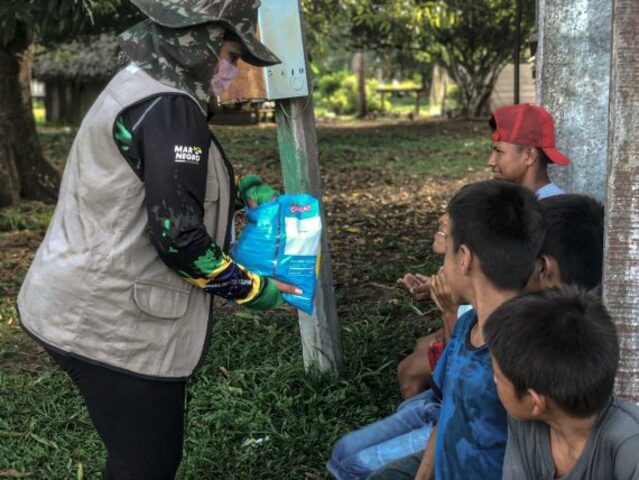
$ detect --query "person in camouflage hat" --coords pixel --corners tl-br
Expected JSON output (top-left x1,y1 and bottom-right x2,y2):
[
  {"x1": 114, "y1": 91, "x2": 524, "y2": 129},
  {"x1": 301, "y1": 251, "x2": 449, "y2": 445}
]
[
  {"x1": 118, "y1": 0, "x2": 281, "y2": 109},
  {"x1": 17, "y1": 1, "x2": 299, "y2": 478}
]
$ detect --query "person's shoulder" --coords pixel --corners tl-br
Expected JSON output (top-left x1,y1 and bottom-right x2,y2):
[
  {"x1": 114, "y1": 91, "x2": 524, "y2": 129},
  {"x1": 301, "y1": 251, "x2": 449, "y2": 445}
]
[
  {"x1": 153, "y1": 94, "x2": 206, "y2": 118},
  {"x1": 137, "y1": 94, "x2": 209, "y2": 132},
  {"x1": 453, "y1": 306, "x2": 476, "y2": 333},
  {"x1": 606, "y1": 398, "x2": 639, "y2": 427},
  {"x1": 598, "y1": 397, "x2": 639, "y2": 445},
  {"x1": 536, "y1": 182, "x2": 565, "y2": 199},
  {"x1": 447, "y1": 307, "x2": 476, "y2": 346}
]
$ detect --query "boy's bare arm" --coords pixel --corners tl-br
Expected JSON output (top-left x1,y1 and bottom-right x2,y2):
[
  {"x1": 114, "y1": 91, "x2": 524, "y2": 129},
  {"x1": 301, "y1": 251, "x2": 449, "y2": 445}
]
[{"x1": 415, "y1": 424, "x2": 438, "y2": 480}]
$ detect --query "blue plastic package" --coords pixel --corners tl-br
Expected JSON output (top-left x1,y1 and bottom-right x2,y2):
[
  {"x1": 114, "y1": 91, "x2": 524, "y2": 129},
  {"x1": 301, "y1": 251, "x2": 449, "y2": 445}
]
[{"x1": 231, "y1": 193, "x2": 322, "y2": 314}]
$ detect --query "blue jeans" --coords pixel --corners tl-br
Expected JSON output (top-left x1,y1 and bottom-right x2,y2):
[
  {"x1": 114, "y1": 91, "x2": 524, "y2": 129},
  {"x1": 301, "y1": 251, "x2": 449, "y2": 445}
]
[{"x1": 327, "y1": 390, "x2": 438, "y2": 480}]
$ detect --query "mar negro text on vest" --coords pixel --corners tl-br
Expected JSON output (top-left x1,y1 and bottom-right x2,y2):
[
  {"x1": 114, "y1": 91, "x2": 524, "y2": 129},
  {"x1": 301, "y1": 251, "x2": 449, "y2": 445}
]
[{"x1": 174, "y1": 145, "x2": 202, "y2": 165}]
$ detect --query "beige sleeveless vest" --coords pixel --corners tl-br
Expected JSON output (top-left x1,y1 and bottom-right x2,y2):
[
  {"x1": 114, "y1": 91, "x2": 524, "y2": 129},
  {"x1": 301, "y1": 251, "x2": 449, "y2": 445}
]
[{"x1": 18, "y1": 66, "x2": 231, "y2": 379}]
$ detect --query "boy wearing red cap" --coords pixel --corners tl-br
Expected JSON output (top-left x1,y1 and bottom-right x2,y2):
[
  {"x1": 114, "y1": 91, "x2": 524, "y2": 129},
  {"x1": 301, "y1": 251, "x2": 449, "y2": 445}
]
[{"x1": 488, "y1": 103, "x2": 570, "y2": 198}]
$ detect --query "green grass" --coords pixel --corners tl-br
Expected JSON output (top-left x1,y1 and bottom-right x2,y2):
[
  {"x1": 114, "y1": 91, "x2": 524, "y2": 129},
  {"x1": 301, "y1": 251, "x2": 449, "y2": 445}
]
[
  {"x1": 0, "y1": 201, "x2": 53, "y2": 232},
  {"x1": 38, "y1": 125, "x2": 78, "y2": 169},
  {"x1": 215, "y1": 119, "x2": 490, "y2": 178},
  {"x1": 0, "y1": 118, "x2": 487, "y2": 478}
]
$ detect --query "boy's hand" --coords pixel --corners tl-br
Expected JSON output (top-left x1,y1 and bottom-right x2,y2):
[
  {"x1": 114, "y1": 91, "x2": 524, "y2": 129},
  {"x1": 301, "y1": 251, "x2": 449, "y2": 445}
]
[
  {"x1": 430, "y1": 269, "x2": 456, "y2": 315},
  {"x1": 397, "y1": 273, "x2": 432, "y2": 302}
]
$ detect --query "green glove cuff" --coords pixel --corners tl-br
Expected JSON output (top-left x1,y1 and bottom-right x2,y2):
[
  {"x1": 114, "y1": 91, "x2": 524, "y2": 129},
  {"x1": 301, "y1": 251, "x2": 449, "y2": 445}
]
[
  {"x1": 244, "y1": 277, "x2": 284, "y2": 310},
  {"x1": 238, "y1": 175, "x2": 280, "y2": 207}
]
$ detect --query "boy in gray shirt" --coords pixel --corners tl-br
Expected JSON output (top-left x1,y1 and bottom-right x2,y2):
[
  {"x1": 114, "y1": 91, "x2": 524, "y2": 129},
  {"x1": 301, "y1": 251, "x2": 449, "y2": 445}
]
[{"x1": 484, "y1": 288, "x2": 639, "y2": 480}]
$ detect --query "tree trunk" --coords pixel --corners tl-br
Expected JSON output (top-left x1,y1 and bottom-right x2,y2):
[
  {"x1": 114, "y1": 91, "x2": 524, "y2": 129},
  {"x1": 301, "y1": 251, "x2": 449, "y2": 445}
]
[
  {"x1": 604, "y1": 0, "x2": 639, "y2": 403},
  {"x1": 442, "y1": 45, "x2": 508, "y2": 119},
  {"x1": 354, "y1": 51, "x2": 367, "y2": 118},
  {"x1": 420, "y1": 64, "x2": 433, "y2": 100},
  {"x1": 0, "y1": 21, "x2": 61, "y2": 208}
]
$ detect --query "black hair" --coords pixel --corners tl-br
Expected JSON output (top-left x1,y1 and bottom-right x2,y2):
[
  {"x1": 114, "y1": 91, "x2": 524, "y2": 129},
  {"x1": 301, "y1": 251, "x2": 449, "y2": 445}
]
[
  {"x1": 540, "y1": 194, "x2": 604, "y2": 290},
  {"x1": 447, "y1": 180, "x2": 544, "y2": 290},
  {"x1": 535, "y1": 147, "x2": 551, "y2": 166},
  {"x1": 489, "y1": 115, "x2": 497, "y2": 132},
  {"x1": 484, "y1": 287, "x2": 618, "y2": 417}
]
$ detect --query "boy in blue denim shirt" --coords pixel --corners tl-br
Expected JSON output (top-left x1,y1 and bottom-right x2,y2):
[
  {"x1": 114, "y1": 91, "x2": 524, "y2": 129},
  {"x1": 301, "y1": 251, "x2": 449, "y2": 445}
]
[{"x1": 414, "y1": 180, "x2": 544, "y2": 480}]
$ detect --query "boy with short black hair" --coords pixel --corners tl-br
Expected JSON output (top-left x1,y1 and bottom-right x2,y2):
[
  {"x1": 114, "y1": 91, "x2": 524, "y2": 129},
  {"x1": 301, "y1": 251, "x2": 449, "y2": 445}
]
[
  {"x1": 484, "y1": 287, "x2": 639, "y2": 479},
  {"x1": 526, "y1": 194, "x2": 604, "y2": 292},
  {"x1": 413, "y1": 179, "x2": 545, "y2": 480}
]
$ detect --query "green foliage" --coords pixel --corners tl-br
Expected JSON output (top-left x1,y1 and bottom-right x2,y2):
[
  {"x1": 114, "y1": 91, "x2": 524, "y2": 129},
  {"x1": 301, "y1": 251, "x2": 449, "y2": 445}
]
[
  {"x1": 420, "y1": 0, "x2": 535, "y2": 116},
  {"x1": 315, "y1": 70, "x2": 385, "y2": 115},
  {"x1": 0, "y1": 0, "x2": 141, "y2": 47},
  {"x1": 302, "y1": 0, "x2": 534, "y2": 118}
]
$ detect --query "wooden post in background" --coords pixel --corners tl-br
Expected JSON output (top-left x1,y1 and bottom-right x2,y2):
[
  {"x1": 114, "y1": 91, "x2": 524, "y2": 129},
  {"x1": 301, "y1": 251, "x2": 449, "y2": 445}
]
[
  {"x1": 603, "y1": 0, "x2": 639, "y2": 403},
  {"x1": 274, "y1": 1, "x2": 343, "y2": 376}
]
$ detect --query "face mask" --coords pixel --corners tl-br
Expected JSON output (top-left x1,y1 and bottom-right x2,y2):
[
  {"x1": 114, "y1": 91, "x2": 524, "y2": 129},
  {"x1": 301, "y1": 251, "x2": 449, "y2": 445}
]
[{"x1": 210, "y1": 59, "x2": 238, "y2": 96}]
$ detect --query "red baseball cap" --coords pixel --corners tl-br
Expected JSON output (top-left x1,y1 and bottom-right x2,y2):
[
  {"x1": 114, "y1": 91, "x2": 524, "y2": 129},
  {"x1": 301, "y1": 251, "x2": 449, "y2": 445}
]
[{"x1": 490, "y1": 103, "x2": 571, "y2": 166}]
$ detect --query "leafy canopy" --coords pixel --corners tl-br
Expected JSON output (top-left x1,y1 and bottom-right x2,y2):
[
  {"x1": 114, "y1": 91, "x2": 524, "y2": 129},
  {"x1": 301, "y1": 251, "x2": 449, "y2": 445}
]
[{"x1": 0, "y1": 0, "x2": 142, "y2": 47}]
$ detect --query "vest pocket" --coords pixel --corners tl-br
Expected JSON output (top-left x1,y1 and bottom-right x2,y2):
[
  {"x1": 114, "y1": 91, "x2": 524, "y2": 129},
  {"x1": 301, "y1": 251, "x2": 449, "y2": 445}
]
[{"x1": 133, "y1": 280, "x2": 190, "y2": 320}]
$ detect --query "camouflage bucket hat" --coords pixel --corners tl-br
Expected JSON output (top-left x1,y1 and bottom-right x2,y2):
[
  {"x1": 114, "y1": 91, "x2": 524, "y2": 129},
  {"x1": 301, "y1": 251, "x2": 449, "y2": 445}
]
[
  {"x1": 130, "y1": 0, "x2": 281, "y2": 67},
  {"x1": 118, "y1": 19, "x2": 226, "y2": 111}
]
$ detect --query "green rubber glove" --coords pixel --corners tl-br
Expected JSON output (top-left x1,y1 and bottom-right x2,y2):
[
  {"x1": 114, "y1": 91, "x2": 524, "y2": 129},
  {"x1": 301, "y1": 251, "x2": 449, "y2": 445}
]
[
  {"x1": 244, "y1": 277, "x2": 284, "y2": 310},
  {"x1": 237, "y1": 175, "x2": 280, "y2": 208}
]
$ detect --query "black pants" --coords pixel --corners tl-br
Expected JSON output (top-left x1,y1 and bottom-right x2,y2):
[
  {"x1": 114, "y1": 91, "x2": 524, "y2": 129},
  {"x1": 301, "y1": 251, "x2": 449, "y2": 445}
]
[{"x1": 47, "y1": 349, "x2": 186, "y2": 480}]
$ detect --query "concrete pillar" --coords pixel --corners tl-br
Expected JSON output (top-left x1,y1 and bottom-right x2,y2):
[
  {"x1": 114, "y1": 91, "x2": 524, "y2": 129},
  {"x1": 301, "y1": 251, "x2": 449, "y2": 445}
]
[{"x1": 536, "y1": 0, "x2": 612, "y2": 201}]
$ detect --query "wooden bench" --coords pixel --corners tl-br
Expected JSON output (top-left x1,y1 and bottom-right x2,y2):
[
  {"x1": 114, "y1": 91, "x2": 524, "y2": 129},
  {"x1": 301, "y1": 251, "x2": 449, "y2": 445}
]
[{"x1": 376, "y1": 87, "x2": 425, "y2": 116}]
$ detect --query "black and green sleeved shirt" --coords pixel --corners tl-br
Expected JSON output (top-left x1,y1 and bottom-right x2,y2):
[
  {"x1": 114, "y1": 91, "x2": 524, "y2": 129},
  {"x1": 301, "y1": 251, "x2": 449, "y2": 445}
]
[{"x1": 113, "y1": 94, "x2": 265, "y2": 305}]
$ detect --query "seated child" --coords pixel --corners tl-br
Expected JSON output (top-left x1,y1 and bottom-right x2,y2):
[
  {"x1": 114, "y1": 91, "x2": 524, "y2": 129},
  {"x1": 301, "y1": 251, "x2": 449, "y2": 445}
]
[
  {"x1": 412, "y1": 180, "x2": 544, "y2": 480},
  {"x1": 396, "y1": 212, "x2": 469, "y2": 399},
  {"x1": 369, "y1": 193, "x2": 605, "y2": 480},
  {"x1": 488, "y1": 103, "x2": 570, "y2": 197},
  {"x1": 484, "y1": 287, "x2": 639, "y2": 480},
  {"x1": 328, "y1": 181, "x2": 545, "y2": 480},
  {"x1": 327, "y1": 214, "x2": 459, "y2": 480},
  {"x1": 526, "y1": 194, "x2": 604, "y2": 292},
  {"x1": 396, "y1": 102, "x2": 570, "y2": 400}
]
